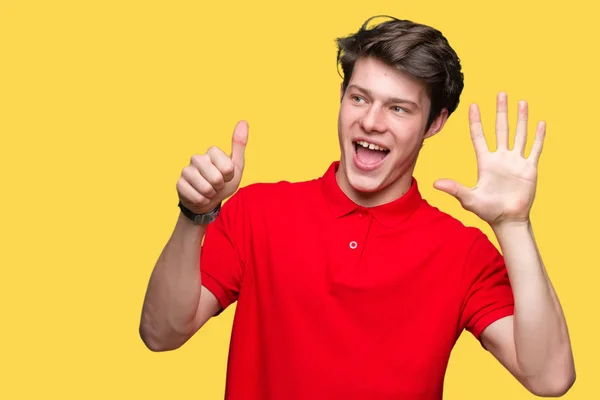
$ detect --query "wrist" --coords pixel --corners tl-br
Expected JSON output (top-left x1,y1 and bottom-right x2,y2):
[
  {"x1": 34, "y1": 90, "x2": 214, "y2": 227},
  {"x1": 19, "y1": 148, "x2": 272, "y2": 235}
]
[
  {"x1": 175, "y1": 212, "x2": 209, "y2": 243},
  {"x1": 177, "y1": 210, "x2": 207, "y2": 227},
  {"x1": 490, "y1": 218, "x2": 531, "y2": 233},
  {"x1": 490, "y1": 218, "x2": 534, "y2": 249},
  {"x1": 178, "y1": 201, "x2": 221, "y2": 225}
]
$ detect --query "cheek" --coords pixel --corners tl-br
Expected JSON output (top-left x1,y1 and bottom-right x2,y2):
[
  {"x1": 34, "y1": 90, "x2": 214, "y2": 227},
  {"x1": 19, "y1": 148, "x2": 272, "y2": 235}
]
[
  {"x1": 339, "y1": 102, "x2": 361, "y2": 126},
  {"x1": 392, "y1": 121, "x2": 425, "y2": 145}
]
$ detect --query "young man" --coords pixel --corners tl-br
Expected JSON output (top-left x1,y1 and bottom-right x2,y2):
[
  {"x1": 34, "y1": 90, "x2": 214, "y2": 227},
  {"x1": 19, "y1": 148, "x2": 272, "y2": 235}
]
[{"x1": 139, "y1": 16, "x2": 575, "y2": 399}]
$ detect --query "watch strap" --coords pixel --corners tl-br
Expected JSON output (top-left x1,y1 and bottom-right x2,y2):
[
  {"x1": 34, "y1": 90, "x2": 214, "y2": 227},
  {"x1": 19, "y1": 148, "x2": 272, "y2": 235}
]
[{"x1": 178, "y1": 201, "x2": 221, "y2": 225}]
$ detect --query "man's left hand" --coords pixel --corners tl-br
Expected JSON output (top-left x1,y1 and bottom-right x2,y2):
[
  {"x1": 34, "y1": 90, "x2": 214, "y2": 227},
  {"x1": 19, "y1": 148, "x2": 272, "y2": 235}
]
[{"x1": 433, "y1": 92, "x2": 546, "y2": 226}]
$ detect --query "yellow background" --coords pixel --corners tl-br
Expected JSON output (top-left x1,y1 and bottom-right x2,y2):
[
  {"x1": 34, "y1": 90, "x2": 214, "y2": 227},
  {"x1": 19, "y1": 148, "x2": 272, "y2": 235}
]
[{"x1": 1, "y1": 0, "x2": 598, "y2": 398}]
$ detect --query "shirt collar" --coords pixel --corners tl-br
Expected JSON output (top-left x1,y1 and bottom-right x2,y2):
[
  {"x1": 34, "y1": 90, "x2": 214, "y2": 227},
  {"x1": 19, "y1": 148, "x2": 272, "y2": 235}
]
[{"x1": 320, "y1": 161, "x2": 423, "y2": 227}]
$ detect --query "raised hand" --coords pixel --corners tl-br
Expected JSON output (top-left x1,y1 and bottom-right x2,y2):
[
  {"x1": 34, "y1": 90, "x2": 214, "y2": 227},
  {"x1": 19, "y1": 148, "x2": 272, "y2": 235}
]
[
  {"x1": 433, "y1": 92, "x2": 546, "y2": 226},
  {"x1": 176, "y1": 120, "x2": 249, "y2": 215}
]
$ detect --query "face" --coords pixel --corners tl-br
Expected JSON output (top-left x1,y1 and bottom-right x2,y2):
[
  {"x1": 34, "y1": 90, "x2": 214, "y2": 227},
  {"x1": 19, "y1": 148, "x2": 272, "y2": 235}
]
[{"x1": 336, "y1": 56, "x2": 448, "y2": 207}]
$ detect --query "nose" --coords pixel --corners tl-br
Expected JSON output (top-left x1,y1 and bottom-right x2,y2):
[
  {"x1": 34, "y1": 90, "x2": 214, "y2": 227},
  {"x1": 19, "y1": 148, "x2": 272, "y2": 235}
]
[{"x1": 359, "y1": 104, "x2": 386, "y2": 134}]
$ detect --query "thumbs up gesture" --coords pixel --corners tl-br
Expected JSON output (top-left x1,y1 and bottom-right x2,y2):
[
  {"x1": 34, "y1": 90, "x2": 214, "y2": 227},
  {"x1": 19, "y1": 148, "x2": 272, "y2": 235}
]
[{"x1": 177, "y1": 120, "x2": 249, "y2": 215}]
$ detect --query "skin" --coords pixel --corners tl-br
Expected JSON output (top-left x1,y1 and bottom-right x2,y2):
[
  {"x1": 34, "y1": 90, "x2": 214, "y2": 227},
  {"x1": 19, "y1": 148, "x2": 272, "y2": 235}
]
[{"x1": 139, "y1": 55, "x2": 575, "y2": 397}]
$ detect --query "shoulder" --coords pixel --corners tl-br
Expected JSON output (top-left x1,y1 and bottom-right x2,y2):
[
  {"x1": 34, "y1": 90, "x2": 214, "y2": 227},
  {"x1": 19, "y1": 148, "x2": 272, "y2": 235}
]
[
  {"x1": 415, "y1": 201, "x2": 504, "y2": 282},
  {"x1": 418, "y1": 200, "x2": 485, "y2": 241},
  {"x1": 414, "y1": 199, "x2": 500, "y2": 260}
]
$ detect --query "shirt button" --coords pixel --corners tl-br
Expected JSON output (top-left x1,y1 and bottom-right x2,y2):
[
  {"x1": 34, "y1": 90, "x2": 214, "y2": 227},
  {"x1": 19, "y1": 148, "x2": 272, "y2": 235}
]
[{"x1": 349, "y1": 241, "x2": 358, "y2": 249}]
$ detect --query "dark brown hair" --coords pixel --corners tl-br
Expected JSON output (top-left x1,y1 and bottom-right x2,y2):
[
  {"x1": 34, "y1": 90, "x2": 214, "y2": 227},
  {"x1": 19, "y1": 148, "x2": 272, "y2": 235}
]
[{"x1": 336, "y1": 16, "x2": 464, "y2": 128}]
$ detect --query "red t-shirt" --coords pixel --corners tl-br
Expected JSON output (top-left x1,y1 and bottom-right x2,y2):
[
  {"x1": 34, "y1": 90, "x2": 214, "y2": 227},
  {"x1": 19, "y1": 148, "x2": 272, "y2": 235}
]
[{"x1": 200, "y1": 161, "x2": 514, "y2": 399}]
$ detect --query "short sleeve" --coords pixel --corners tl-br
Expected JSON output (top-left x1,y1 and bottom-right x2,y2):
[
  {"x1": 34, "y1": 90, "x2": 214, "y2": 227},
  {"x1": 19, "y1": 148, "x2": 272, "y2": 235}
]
[
  {"x1": 460, "y1": 232, "x2": 515, "y2": 340},
  {"x1": 200, "y1": 189, "x2": 248, "y2": 313}
]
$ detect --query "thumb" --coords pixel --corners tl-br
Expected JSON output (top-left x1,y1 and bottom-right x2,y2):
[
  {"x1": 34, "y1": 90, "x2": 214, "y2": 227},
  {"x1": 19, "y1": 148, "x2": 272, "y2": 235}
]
[
  {"x1": 231, "y1": 120, "x2": 249, "y2": 170},
  {"x1": 433, "y1": 179, "x2": 472, "y2": 205}
]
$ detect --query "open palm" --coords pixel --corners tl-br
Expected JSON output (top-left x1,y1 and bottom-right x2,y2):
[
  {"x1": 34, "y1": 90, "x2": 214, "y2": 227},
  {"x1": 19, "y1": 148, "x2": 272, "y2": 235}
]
[{"x1": 434, "y1": 92, "x2": 546, "y2": 225}]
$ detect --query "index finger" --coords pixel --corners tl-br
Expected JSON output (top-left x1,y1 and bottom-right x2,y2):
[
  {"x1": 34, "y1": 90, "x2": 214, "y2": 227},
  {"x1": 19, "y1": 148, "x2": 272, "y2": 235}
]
[{"x1": 469, "y1": 103, "x2": 489, "y2": 156}]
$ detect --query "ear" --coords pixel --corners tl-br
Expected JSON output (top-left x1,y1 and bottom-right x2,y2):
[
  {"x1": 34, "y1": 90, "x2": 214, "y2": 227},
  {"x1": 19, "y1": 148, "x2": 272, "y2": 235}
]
[{"x1": 424, "y1": 108, "x2": 449, "y2": 139}]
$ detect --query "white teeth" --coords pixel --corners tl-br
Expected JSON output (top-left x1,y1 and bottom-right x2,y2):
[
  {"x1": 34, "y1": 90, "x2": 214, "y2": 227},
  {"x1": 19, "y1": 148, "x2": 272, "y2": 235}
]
[{"x1": 356, "y1": 140, "x2": 387, "y2": 152}]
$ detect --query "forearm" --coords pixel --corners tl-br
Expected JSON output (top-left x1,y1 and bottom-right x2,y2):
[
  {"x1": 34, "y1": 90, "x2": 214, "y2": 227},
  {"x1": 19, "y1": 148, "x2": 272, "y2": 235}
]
[
  {"x1": 492, "y1": 221, "x2": 574, "y2": 386},
  {"x1": 140, "y1": 213, "x2": 206, "y2": 351}
]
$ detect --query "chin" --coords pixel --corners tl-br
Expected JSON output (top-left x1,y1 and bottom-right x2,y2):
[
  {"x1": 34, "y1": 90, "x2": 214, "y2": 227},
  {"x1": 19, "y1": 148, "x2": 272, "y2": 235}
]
[{"x1": 346, "y1": 167, "x2": 387, "y2": 194}]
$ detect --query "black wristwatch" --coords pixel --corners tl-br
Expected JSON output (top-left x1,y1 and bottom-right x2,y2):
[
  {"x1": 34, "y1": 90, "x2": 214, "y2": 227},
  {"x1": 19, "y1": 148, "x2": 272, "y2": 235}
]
[{"x1": 178, "y1": 201, "x2": 221, "y2": 225}]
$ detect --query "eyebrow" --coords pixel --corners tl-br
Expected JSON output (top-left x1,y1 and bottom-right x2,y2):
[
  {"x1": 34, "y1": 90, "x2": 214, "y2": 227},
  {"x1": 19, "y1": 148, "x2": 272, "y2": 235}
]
[{"x1": 348, "y1": 84, "x2": 420, "y2": 109}]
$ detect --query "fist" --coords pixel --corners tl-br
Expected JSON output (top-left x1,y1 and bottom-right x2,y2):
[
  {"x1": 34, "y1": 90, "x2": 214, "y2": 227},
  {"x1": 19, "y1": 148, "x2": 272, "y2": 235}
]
[{"x1": 176, "y1": 120, "x2": 249, "y2": 215}]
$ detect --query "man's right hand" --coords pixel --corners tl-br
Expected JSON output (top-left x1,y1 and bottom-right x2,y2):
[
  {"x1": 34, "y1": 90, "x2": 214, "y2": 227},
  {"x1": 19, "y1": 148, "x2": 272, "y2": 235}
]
[
  {"x1": 140, "y1": 123, "x2": 247, "y2": 351},
  {"x1": 176, "y1": 120, "x2": 249, "y2": 215}
]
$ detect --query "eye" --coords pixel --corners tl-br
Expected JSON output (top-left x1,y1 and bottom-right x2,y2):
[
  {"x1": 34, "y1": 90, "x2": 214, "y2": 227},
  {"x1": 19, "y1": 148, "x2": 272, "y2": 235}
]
[
  {"x1": 351, "y1": 95, "x2": 365, "y2": 104},
  {"x1": 391, "y1": 106, "x2": 406, "y2": 113}
]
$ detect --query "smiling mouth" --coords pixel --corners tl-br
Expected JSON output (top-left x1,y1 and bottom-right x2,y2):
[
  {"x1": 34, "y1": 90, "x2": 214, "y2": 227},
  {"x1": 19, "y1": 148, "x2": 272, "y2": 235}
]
[{"x1": 354, "y1": 140, "x2": 390, "y2": 165}]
